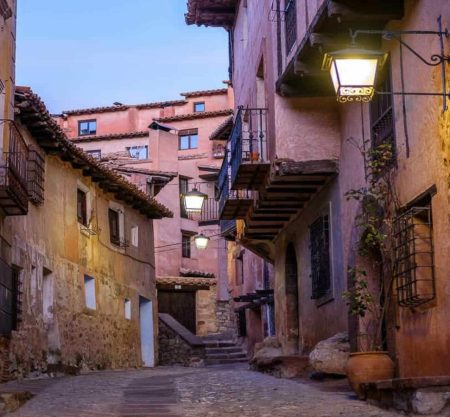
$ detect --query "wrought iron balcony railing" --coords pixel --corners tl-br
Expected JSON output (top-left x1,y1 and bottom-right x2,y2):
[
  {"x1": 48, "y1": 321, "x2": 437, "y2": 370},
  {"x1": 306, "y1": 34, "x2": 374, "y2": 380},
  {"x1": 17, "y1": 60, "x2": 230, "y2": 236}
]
[
  {"x1": 0, "y1": 121, "x2": 29, "y2": 215},
  {"x1": 199, "y1": 198, "x2": 219, "y2": 225},
  {"x1": 230, "y1": 107, "x2": 269, "y2": 189},
  {"x1": 212, "y1": 143, "x2": 226, "y2": 159}
]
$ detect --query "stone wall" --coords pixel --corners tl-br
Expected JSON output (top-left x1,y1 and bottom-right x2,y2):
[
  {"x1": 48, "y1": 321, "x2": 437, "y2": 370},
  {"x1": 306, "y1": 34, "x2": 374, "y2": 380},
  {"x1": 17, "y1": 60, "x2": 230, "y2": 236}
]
[
  {"x1": 158, "y1": 317, "x2": 204, "y2": 367},
  {"x1": 215, "y1": 300, "x2": 236, "y2": 338}
]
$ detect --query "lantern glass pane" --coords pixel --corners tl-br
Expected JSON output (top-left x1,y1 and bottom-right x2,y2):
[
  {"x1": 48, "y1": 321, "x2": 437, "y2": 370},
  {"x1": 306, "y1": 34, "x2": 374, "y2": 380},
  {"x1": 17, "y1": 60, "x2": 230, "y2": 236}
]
[
  {"x1": 333, "y1": 58, "x2": 378, "y2": 88},
  {"x1": 184, "y1": 194, "x2": 205, "y2": 213},
  {"x1": 194, "y1": 236, "x2": 209, "y2": 249}
]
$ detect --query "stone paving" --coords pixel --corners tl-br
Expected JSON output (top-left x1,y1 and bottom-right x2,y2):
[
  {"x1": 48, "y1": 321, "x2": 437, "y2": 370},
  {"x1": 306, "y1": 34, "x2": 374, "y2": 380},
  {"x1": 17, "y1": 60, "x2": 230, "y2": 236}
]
[{"x1": 1, "y1": 364, "x2": 441, "y2": 417}]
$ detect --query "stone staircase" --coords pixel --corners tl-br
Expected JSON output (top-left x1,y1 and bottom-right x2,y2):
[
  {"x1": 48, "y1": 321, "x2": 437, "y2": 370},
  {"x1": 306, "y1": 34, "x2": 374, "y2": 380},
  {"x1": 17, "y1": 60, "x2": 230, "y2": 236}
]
[{"x1": 202, "y1": 335, "x2": 247, "y2": 365}]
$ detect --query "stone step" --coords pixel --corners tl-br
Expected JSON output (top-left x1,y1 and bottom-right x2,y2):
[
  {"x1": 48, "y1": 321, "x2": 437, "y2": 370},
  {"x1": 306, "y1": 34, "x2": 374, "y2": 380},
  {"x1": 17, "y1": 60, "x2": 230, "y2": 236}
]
[
  {"x1": 205, "y1": 346, "x2": 243, "y2": 354},
  {"x1": 205, "y1": 357, "x2": 248, "y2": 365},
  {"x1": 202, "y1": 340, "x2": 236, "y2": 348},
  {"x1": 205, "y1": 352, "x2": 247, "y2": 360}
]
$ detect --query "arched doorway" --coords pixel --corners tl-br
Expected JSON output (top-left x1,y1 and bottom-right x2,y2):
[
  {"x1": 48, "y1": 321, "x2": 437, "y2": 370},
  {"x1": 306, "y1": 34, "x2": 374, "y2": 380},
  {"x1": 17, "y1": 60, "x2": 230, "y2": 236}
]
[{"x1": 285, "y1": 243, "x2": 299, "y2": 353}]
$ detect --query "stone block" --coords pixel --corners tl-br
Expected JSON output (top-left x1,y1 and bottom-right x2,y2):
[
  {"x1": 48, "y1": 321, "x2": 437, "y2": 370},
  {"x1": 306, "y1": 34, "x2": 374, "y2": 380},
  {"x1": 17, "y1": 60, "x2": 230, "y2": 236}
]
[
  {"x1": 309, "y1": 332, "x2": 350, "y2": 376},
  {"x1": 411, "y1": 389, "x2": 450, "y2": 415}
]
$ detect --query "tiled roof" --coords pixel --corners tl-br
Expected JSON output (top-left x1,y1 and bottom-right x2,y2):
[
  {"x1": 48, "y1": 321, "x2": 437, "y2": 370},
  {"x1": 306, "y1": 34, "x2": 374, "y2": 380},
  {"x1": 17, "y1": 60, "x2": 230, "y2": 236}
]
[
  {"x1": 15, "y1": 86, "x2": 173, "y2": 219},
  {"x1": 185, "y1": 0, "x2": 238, "y2": 27},
  {"x1": 156, "y1": 276, "x2": 217, "y2": 287},
  {"x1": 60, "y1": 100, "x2": 188, "y2": 116},
  {"x1": 180, "y1": 88, "x2": 228, "y2": 98},
  {"x1": 209, "y1": 115, "x2": 233, "y2": 140},
  {"x1": 136, "y1": 100, "x2": 187, "y2": 109},
  {"x1": 71, "y1": 131, "x2": 149, "y2": 143},
  {"x1": 155, "y1": 109, "x2": 233, "y2": 123}
]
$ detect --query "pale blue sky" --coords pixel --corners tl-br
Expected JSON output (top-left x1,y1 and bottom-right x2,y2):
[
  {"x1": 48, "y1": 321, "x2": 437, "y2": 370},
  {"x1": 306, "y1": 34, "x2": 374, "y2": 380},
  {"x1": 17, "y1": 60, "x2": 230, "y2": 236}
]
[{"x1": 16, "y1": 0, "x2": 229, "y2": 113}]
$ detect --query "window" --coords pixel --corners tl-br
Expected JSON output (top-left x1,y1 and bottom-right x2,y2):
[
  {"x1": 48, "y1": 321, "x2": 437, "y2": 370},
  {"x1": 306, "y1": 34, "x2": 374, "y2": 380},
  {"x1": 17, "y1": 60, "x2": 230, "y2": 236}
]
[
  {"x1": 194, "y1": 102, "x2": 205, "y2": 112},
  {"x1": 182, "y1": 233, "x2": 191, "y2": 258},
  {"x1": 309, "y1": 214, "x2": 331, "y2": 300},
  {"x1": 179, "y1": 177, "x2": 189, "y2": 218},
  {"x1": 86, "y1": 149, "x2": 101, "y2": 160},
  {"x1": 131, "y1": 226, "x2": 139, "y2": 247},
  {"x1": 178, "y1": 129, "x2": 198, "y2": 150},
  {"x1": 285, "y1": 0, "x2": 297, "y2": 54},
  {"x1": 124, "y1": 299, "x2": 131, "y2": 320},
  {"x1": 77, "y1": 189, "x2": 88, "y2": 226},
  {"x1": 393, "y1": 192, "x2": 435, "y2": 307},
  {"x1": 78, "y1": 120, "x2": 97, "y2": 136},
  {"x1": 127, "y1": 145, "x2": 148, "y2": 160},
  {"x1": 370, "y1": 58, "x2": 396, "y2": 166},
  {"x1": 0, "y1": 262, "x2": 22, "y2": 336},
  {"x1": 84, "y1": 275, "x2": 96, "y2": 310},
  {"x1": 109, "y1": 208, "x2": 120, "y2": 245}
]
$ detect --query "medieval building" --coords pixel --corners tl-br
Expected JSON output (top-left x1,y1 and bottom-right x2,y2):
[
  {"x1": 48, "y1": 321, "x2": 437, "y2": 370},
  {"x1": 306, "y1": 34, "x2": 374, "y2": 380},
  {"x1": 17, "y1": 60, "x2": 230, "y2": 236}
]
[
  {"x1": 0, "y1": 0, "x2": 172, "y2": 379},
  {"x1": 53, "y1": 87, "x2": 239, "y2": 339},
  {"x1": 186, "y1": 0, "x2": 450, "y2": 397}
]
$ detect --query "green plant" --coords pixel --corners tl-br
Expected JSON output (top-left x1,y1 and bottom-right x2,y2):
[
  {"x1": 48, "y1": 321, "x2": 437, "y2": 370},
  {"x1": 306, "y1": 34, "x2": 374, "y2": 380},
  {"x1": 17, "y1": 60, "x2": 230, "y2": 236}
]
[{"x1": 344, "y1": 140, "x2": 398, "y2": 352}]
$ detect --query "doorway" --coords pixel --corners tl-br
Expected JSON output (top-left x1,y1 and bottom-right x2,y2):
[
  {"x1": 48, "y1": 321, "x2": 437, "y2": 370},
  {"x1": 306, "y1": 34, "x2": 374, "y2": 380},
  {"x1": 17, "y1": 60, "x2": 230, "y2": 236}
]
[
  {"x1": 139, "y1": 296, "x2": 155, "y2": 367},
  {"x1": 285, "y1": 243, "x2": 299, "y2": 353},
  {"x1": 158, "y1": 290, "x2": 196, "y2": 334}
]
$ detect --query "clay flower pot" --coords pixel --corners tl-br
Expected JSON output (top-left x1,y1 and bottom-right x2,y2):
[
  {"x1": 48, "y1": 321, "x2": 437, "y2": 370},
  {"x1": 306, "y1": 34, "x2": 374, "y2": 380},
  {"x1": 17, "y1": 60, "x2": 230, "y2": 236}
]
[
  {"x1": 250, "y1": 152, "x2": 260, "y2": 162},
  {"x1": 346, "y1": 351, "x2": 395, "y2": 399}
]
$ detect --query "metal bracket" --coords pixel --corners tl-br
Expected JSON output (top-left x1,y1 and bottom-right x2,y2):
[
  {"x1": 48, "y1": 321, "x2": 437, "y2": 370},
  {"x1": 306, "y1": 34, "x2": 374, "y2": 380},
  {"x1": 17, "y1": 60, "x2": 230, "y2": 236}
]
[{"x1": 351, "y1": 16, "x2": 450, "y2": 112}]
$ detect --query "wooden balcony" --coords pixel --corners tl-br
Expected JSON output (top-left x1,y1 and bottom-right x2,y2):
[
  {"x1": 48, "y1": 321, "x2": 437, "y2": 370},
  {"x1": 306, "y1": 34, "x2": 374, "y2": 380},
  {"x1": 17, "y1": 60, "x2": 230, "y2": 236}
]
[
  {"x1": 0, "y1": 121, "x2": 29, "y2": 216},
  {"x1": 277, "y1": 0, "x2": 404, "y2": 97},
  {"x1": 229, "y1": 107, "x2": 271, "y2": 190}
]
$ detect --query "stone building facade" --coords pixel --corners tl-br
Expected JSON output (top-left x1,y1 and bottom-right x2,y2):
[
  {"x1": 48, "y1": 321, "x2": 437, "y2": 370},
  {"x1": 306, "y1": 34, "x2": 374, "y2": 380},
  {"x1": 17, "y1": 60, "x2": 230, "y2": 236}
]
[
  {"x1": 53, "y1": 88, "x2": 236, "y2": 337},
  {"x1": 0, "y1": 84, "x2": 171, "y2": 379},
  {"x1": 187, "y1": 0, "x2": 450, "y2": 381}
]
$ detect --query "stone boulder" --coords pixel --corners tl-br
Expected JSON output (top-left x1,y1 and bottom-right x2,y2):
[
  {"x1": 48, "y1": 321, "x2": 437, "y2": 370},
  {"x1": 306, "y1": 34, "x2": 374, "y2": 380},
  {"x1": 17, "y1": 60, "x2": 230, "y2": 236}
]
[
  {"x1": 251, "y1": 337, "x2": 283, "y2": 366},
  {"x1": 309, "y1": 332, "x2": 350, "y2": 375}
]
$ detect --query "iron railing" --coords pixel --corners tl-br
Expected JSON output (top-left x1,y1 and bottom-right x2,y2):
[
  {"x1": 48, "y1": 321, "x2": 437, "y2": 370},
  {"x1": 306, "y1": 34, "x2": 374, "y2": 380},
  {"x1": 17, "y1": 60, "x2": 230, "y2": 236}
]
[
  {"x1": 0, "y1": 121, "x2": 29, "y2": 215},
  {"x1": 27, "y1": 147, "x2": 45, "y2": 205},
  {"x1": 310, "y1": 214, "x2": 331, "y2": 300},
  {"x1": 0, "y1": 258, "x2": 20, "y2": 336},
  {"x1": 199, "y1": 198, "x2": 219, "y2": 224},
  {"x1": 212, "y1": 143, "x2": 226, "y2": 159},
  {"x1": 229, "y1": 107, "x2": 269, "y2": 187}
]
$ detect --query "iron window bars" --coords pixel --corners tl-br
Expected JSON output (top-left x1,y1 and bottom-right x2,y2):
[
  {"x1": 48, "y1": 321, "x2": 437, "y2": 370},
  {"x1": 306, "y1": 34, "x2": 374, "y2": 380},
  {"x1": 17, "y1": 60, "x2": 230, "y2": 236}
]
[
  {"x1": 27, "y1": 147, "x2": 45, "y2": 205},
  {"x1": 285, "y1": 0, "x2": 297, "y2": 54},
  {"x1": 310, "y1": 214, "x2": 331, "y2": 300},
  {"x1": 393, "y1": 206, "x2": 435, "y2": 308}
]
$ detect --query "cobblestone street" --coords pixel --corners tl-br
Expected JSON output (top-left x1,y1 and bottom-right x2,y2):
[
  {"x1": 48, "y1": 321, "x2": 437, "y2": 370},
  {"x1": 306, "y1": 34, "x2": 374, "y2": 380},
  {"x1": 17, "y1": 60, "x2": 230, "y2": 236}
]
[{"x1": 0, "y1": 364, "x2": 420, "y2": 417}]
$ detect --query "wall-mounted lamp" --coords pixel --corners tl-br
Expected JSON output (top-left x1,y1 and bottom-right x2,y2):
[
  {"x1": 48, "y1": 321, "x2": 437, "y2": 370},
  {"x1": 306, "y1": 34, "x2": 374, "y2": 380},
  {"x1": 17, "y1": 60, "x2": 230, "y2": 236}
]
[
  {"x1": 183, "y1": 187, "x2": 207, "y2": 213},
  {"x1": 322, "y1": 48, "x2": 387, "y2": 103},
  {"x1": 194, "y1": 233, "x2": 210, "y2": 250},
  {"x1": 321, "y1": 16, "x2": 450, "y2": 111}
]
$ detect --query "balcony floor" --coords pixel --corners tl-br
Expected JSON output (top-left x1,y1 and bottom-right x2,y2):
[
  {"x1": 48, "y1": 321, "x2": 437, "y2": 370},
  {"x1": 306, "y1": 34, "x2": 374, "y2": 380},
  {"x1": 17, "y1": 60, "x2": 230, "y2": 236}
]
[{"x1": 232, "y1": 162, "x2": 271, "y2": 190}]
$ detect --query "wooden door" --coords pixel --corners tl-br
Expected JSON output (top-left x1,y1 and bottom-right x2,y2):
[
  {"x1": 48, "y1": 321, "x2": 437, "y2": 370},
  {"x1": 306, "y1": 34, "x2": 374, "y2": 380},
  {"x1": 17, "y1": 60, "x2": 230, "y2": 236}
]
[{"x1": 158, "y1": 291, "x2": 196, "y2": 334}]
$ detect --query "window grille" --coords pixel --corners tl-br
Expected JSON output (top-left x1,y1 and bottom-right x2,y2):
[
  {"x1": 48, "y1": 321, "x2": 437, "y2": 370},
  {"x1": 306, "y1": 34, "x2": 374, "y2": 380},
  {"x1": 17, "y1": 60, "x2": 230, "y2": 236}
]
[
  {"x1": 393, "y1": 206, "x2": 435, "y2": 307},
  {"x1": 179, "y1": 177, "x2": 189, "y2": 219},
  {"x1": 285, "y1": 0, "x2": 297, "y2": 54},
  {"x1": 27, "y1": 147, "x2": 45, "y2": 205},
  {"x1": 310, "y1": 215, "x2": 331, "y2": 300},
  {"x1": 370, "y1": 59, "x2": 396, "y2": 167}
]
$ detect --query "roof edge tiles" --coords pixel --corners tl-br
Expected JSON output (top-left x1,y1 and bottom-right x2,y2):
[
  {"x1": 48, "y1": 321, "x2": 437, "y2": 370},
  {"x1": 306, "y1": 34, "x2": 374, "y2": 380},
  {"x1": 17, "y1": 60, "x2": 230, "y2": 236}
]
[
  {"x1": 180, "y1": 88, "x2": 228, "y2": 98},
  {"x1": 15, "y1": 86, "x2": 173, "y2": 219},
  {"x1": 155, "y1": 109, "x2": 233, "y2": 123},
  {"x1": 71, "y1": 131, "x2": 149, "y2": 143}
]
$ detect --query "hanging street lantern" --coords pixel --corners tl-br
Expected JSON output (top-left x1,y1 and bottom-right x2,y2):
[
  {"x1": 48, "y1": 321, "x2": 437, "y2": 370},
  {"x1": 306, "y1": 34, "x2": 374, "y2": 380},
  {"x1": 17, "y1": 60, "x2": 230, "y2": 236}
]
[
  {"x1": 194, "y1": 233, "x2": 210, "y2": 250},
  {"x1": 322, "y1": 47, "x2": 387, "y2": 103},
  {"x1": 183, "y1": 187, "x2": 207, "y2": 213}
]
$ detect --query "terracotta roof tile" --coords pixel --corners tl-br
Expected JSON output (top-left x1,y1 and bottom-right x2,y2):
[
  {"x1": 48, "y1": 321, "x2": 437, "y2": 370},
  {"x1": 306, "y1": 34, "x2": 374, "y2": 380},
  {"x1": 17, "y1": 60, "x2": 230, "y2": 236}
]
[
  {"x1": 180, "y1": 88, "x2": 228, "y2": 98},
  {"x1": 15, "y1": 86, "x2": 173, "y2": 219},
  {"x1": 155, "y1": 109, "x2": 233, "y2": 123},
  {"x1": 71, "y1": 131, "x2": 149, "y2": 143},
  {"x1": 136, "y1": 100, "x2": 187, "y2": 109},
  {"x1": 185, "y1": 0, "x2": 238, "y2": 27}
]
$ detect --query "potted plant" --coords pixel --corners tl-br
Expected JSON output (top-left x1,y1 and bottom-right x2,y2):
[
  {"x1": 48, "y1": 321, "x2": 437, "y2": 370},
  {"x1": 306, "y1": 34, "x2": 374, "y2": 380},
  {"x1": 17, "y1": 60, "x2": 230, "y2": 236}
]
[{"x1": 343, "y1": 142, "x2": 397, "y2": 398}]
